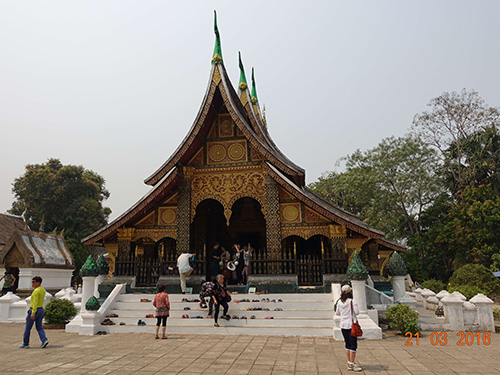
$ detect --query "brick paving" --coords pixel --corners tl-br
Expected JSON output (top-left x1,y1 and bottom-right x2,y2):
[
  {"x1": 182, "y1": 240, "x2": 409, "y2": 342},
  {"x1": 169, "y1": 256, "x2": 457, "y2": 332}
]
[{"x1": 1, "y1": 323, "x2": 500, "y2": 374}]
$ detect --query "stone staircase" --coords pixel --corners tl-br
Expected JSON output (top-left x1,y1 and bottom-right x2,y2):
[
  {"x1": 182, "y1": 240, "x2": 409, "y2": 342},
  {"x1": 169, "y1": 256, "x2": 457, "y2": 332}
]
[{"x1": 101, "y1": 292, "x2": 334, "y2": 336}]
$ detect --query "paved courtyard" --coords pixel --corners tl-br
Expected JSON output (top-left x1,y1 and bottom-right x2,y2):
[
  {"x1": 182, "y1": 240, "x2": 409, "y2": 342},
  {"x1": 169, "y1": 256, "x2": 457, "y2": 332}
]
[{"x1": 1, "y1": 323, "x2": 499, "y2": 374}]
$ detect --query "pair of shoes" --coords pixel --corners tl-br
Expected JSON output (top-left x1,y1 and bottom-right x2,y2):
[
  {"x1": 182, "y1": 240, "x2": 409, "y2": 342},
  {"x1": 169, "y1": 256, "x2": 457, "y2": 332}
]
[
  {"x1": 96, "y1": 331, "x2": 106, "y2": 335},
  {"x1": 181, "y1": 314, "x2": 189, "y2": 319},
  {"x1": 107, "y1": 313, "x2": 118, "y2": 317},
  {"x1": 19, "y1": 344, "x2": 29, "y2": 349},
  {"x1": 214, "y1": 323, "x2": 220, "y2": 327},
  {"x1": 102, "y1": 318, "x2": 115, "y2": 326},
  {"x1": 140, "y1": 299, "x2": 151, "y2": 302},
  {"x1": 240, "y1": 315, "x2": 247, "y2": 319},
  {"x1": 182, "y1": 298, "x2": 188, "y2": 302},
  {"x1": 250, "y1": 315, "x2": 256, "y2": 319},
  {"x1": 137, "y1": 320, "x2": 146, "y2": 326},
  {"x1": 351, "y1": 364, "x2": 362, "y2": 372},
  {"x1": 231, "y1": 315, "x2": 239, "y2": 319},
  {"x1": 119, "y1": 322, "x2": 126, "y2": 326},
  {"x1": 274, "y1": 308, "x2": 283, "y2": 311},
  {"x1": 183, "y1": 307, "x2": 191, "y2": 310},
  {"x1": 145, "y1": 314, "x2": 154, "y2": 318}
]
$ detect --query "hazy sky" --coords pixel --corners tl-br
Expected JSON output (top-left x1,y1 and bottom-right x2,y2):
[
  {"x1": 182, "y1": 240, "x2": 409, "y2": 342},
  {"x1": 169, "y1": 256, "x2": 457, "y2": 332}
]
[{"x1": 1, "y1": 1, "x2": 499, "y2": 221}]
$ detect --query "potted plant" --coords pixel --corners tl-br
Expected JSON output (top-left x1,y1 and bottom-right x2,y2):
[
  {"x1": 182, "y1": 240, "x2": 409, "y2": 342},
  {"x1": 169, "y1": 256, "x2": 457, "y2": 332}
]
[{"x1": 43, "y1": 298, "x2": 78, "y2": 329}]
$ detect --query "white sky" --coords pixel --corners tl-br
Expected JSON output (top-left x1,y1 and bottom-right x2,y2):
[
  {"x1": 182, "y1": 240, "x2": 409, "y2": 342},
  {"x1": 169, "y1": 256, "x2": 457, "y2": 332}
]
[{"x1": 1, "y1": 1, "x2": 499, "y2": 221}]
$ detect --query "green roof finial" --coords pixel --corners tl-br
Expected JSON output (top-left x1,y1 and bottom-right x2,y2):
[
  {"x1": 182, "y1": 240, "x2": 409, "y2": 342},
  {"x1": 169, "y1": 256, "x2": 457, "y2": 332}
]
[
  {"x1": 238, "y1": 52, "x2": 248, "y2": 91},
  {"x1": 211, "y1": 11, "x2": 223, "y2": 64},
  {"x1": 251, "y1": 67, "x2": 258, "y2": 104},
  {"x1": 385, "y1": 251, "x2": 408, "y2": 276},
  {"x1": 346, "y1": 251, "x2": 369, "y2": 280}
]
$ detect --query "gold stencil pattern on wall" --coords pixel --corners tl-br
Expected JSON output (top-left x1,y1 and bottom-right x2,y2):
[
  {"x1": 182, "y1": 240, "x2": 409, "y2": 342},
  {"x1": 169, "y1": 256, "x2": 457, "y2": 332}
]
[
  {"x1": 190, "y1": 166, "x2": 266, "y2": 223},
  {"x1": 280, "y1": 203, "x2": 302, "y2": 223},
  {"x1": 158, "y1": 207, "x2": 177, "y2": 225},
  {"x1": 305, "y1": 207, "x2": 329, "y2": 223},
  {"x1": 207, "y1": 140, "x2": 247, "y2": 164}
]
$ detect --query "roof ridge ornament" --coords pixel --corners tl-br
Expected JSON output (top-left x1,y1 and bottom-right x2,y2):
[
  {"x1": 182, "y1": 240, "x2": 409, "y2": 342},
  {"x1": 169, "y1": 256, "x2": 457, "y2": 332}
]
[
  {"x1": 238, "y1": 51, "x2": 248, "y2": 91},
  {"x1": 211, "y1": 11, "x2": 223, "y2": 65},
  {"x1": 251, "y1": 67, "x2": 258, "y2": 104}
]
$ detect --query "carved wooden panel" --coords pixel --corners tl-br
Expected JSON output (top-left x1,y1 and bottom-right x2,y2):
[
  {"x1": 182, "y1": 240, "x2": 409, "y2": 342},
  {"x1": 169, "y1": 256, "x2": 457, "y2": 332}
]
[
  {"x1": 135, "y1": 211, "x2": 155, "y2": 226},
  {"x1": 304, "y1": 207, "x2": 328, "y2": 223},
  {"x1": 207, "y1": 140, "x2": 248, "y2": 164},
  {"x1": 218, "y1": 114, "x2": 234, "y2": 138},
  {"x1": 190, "y1": 166, "x2": 266, "y2": 224},
  {"x1": 188, "y1": 148, "x2": 204, "y2": 166},
  {"x1": 250, "y1": 145, "x2": 265, "y2": 161},
  {"x1": 278, "y1": 187, "x2": 295, "y2": 201},
  {"x1": 158, "y1": 207, "x2": 177, "y2": 226},
  {"x1": 280, "y1": 203, "x2": 302, "y2": 223}
]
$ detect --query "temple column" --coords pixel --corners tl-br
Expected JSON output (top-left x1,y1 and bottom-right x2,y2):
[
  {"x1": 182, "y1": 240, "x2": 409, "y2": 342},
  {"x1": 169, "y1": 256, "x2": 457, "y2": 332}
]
[
  {"x1": 117, "y1": 228, "x2": 134, "y2": 259},
  {"x1": 265, "y1": 175, "x2": 281, "y2": 273},
  {"x1": 177, "y1": 168, "x2": 192, "y2": 254}
]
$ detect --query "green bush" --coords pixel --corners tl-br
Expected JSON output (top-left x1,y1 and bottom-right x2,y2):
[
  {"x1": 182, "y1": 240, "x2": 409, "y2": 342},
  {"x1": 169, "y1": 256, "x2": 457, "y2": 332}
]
[
  {"x1": 386, "y1": 304, "x2": 420, "y2": 334},
  {"x1": 448, "y1": 263, "x2": 500, "y2": 296},
  {"x1": 421, "y1": 279, "x2": 446, "y2": 293},
  {"x1": 448, "y1": 285, "x2": 487, "y2": 300},
  {"x1": 405, "y1": 320, "x2": 421, "y2": 335},
  {"x1": 493, "y1": 308, "x2": 500, "y2": 321},
  {"x1": 44, "y1": 298, "x2": 78, "y2": 325}
]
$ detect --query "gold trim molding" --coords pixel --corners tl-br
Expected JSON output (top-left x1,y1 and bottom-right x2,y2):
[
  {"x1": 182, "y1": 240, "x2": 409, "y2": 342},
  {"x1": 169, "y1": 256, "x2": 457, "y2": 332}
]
[{"x1": 281, "y1": 225, "x2": 330, "y2": 240}]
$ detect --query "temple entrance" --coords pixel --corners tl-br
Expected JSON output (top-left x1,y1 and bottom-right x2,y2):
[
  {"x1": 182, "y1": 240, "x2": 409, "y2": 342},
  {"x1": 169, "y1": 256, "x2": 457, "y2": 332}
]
[
  {"x1": 228, "y1": 198, "x2": 266, "y2": 255},
  {"x1": 282, "y1": 235, "x2": 324, "y2": 286},
  {"x1": 191, "y1": 199, "x2": 230, "y2": 279}
]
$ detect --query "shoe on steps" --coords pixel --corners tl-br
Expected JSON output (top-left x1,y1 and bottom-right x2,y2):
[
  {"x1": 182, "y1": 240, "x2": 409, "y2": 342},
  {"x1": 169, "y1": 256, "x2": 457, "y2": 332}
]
[{"x1": 214, "y1": 323, "x2": 220, "y2": 327}]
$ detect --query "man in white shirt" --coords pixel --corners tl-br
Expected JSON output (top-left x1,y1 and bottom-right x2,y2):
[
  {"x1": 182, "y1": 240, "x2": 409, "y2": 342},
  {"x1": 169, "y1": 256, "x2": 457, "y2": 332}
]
[{"x1": 177, "y1": 251, "x2": 194, "y2": 294}]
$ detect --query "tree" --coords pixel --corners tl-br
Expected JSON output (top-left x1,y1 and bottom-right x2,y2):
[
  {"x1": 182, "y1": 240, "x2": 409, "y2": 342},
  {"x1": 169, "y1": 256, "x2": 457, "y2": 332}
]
[
  {"x1": 412, "y1": 89, "x2": 500, "y2": 194},
  {"x1": 310, "y1": 135, "x2": 442, "y2": 242},
  {"x1": 9, "y1": 158, "x2": 111, "y2": 269}
]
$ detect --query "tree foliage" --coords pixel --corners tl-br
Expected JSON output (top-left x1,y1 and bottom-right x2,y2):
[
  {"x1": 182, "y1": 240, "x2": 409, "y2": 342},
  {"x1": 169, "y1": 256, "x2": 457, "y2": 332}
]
[
  {"x1": 9, "y1": 158, "x2": 111, "y2": 272},
  {"x1": 310, "y1": 135, "x2": 442, "y2": 242}
]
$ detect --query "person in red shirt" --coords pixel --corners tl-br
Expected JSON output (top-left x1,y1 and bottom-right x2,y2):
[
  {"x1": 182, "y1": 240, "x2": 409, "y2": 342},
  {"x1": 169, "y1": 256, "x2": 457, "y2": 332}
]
[{"x1": 153, "y1": 285, "x2": 170, "y2": 339}]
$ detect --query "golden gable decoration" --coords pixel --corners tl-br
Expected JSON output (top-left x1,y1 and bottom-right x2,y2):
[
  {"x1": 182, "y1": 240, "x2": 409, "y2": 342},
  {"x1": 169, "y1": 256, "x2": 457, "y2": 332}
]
[
  {"x1": 162, "y1": 193, "x2": 178, "y2": 205},
  {"x1": 305, "y1": 207, "x2": 329, "y2": 223},
  {"x1": 278, "y1": 187, "x2": 295, "y2": 201},
  {"x1": 280, "y1": 203, "x2": 302, "y2": 223},
  {"x1": 191, "y1": 166, "x2": 266, "y2": 224},
  {"x1": 250, "y1": 145, "x2": 264, "y2": 161},
  {"x1": 281, "y1": 225, "x2": 330, "y2": 240},
  {"x1": 188, "y1": 148, "x2": 204, "y2": 166},
  {"x1": 212, "y1": 66, "x2": 221, "y2": 85},
  {"x1": 135, "y1": 211, "x2": 155, "y2": 226},
  {"x1": 158, "y1": 207, "x2": 177, "y2": 225},
  {"x1": 133, "y1": 229, "x2": 177, "y2": 242},
  {"x1": 207, "y1": 140, "x2": 247, "y2": 164},
  {"x1": 218, "y1": 114, "x2": 234, "y2": 138}
]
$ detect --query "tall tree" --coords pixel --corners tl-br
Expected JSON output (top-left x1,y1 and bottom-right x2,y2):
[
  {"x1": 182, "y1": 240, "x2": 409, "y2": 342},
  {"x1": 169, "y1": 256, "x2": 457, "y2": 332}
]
[
  {"x1": 310, "y1": 135, "x2": 442, "y2": 242},
  {"x1": 9, "y1": 158, "x2": 111, "y2": 268},
  {"x1": 412, "y1": 89, "x2": 500, "y2": 194}
]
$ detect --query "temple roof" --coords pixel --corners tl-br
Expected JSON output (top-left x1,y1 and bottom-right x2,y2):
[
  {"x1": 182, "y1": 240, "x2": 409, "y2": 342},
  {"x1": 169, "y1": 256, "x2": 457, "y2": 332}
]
[{"x1": 0, "y1": 213, "x2": 26, "y2": 251}]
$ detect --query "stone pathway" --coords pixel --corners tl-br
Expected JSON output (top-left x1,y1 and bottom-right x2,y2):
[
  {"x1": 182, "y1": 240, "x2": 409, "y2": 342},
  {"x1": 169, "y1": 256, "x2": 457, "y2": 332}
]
[{"x1": 1, "y1": 323, "x2": 499, "y2": 374}]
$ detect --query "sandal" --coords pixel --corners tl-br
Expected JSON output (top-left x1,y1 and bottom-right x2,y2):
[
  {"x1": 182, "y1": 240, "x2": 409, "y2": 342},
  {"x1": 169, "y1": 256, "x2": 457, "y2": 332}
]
[
  {"x1": 162, "y1": 336, "x2": 167, "y2": 339},
  {"x1": 155, "y1": 335, "x2": 159, "y2": 339}
]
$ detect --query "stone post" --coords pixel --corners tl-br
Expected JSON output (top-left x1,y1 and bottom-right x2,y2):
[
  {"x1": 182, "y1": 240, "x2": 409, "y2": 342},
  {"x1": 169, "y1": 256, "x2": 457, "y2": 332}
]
[
  {"x1": 94, "y1": 275, "x2": 105, "y2": 298},
  {"x1": 414, "y1": 288, "x2": 423, "y2": 302},
  {"x1": 441, "y1": 294, "x2": 465, "y2": 331},
  {"x1": 0, "y1": 292, "x2": 21, "y2": 322},
  {"x1": 421, "y1": 289, "x2": 436, "y2": 310},
  {"x1": 392, "y1": 276, "x2": 406, "y2": 303},
  {"x1": 470, "y1": 294, "x2": 495, "y2": 331},
  {"x1": 81, "y1": 276, "x2": 96, "y2": 314},
  {"x1": 351, "y1": 280, "x2": 368, "y2": 314}
]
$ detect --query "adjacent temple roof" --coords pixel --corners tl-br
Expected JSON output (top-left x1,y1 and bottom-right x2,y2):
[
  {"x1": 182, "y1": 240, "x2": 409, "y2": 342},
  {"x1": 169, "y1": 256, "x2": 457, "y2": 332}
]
[
  {"x1": 82, "y1": 12, "x2": 405, "y2": 252},
  {"x1": 0, "y1": 213, "x2": 74, "y2": 269}
]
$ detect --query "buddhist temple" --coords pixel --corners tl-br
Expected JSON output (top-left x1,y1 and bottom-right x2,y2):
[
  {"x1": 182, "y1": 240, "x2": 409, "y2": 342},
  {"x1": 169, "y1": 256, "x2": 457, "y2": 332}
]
[{"x1": 82, "y1": 12, "x2": 404, "y2": 287}]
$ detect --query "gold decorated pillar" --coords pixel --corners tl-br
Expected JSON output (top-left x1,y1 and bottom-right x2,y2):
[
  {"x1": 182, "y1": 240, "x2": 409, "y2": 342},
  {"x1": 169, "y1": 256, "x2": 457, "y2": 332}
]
[
  {"x1": 177, "y1": 167, "x2": 193, "y2": 254},
  {"x1": 117, "y1": 228, "x2": 135, "y2": 259},
  {"x1": 264, "y1": 175, "x2": 281, "y2": 272}
]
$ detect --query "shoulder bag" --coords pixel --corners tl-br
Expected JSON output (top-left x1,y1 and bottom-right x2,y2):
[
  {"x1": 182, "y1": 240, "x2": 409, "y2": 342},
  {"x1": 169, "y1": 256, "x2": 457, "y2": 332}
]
[{"x1": 350, "y1": 300, "x2": 363, "y2": 337}]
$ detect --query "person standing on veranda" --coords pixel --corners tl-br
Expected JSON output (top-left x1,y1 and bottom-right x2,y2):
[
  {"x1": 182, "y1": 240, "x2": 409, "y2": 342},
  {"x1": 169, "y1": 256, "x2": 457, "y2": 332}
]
[
  {"x1": 335, "y1": 284, "x2": 362, "y2": 372},
  {"x1": 177, "y1": 251, "x2": 194, "y2": 294},
  {"x1": 19, "y1": 276, "x2": 48, "y2": 349}
]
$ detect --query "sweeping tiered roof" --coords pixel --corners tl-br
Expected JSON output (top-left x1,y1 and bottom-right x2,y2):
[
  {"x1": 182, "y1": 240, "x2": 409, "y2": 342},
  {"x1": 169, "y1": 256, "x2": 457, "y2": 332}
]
[{"x1": 82, "y1": 13, "x2": 404, "y2": 252}]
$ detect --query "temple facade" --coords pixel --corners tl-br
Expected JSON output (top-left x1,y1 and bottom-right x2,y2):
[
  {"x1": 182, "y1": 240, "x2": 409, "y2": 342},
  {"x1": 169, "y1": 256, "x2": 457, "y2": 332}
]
[{"x1": 82, "y1": 14, "x2": 404, "y2": 287}]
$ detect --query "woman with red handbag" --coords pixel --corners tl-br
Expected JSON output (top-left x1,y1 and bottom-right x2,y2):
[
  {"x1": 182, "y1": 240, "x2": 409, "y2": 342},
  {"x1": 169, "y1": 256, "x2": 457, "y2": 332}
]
[{"x1": 335, "y1": 284, "x2": 362, "y2": 372}]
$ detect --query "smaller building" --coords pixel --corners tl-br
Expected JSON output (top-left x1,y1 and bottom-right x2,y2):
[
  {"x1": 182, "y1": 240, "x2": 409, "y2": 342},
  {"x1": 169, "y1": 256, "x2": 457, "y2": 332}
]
[{"x1": 0, "y1": 213, "x2": 75, "y2": 292}]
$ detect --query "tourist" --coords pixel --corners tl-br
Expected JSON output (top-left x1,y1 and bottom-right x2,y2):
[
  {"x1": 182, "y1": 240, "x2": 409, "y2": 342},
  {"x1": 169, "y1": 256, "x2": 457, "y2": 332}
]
[
  {"x1": 241, "y1": 246, "x2": 251, "y2": 285},
  {"x1": 1, "y1": 269, "x2": 16, "y2": 295},
  {"x1": 19, "y1": 276, "x2": 48, "y2": 349},
  {"x1": 221, "y1": 246, "x2": 232, "y2": 282},
  {"x1": 335, "y1": 284, "x2": 362, "y2": 372},
  {"x1": 209, "y1": 243, "x2": 222, "y2": 281},
  {"x1": 234, "y1": 245, "x2": 245, "y2": 285},
  {"x1": 212, "y1": 274, "x2": 231, "y2": 327},
  {"x1": 199, "y1": 280, "x2": 215, "y2": 315},
  {"x1": 177, "y1": 250, "x2": 194, "y2": 294},
  {"x1": 153, "y1": 284, "x2": 170, "y2": 339}
]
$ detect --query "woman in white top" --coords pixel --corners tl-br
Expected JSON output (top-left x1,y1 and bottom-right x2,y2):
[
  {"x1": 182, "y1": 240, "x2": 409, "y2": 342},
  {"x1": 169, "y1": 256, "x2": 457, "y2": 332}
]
[{"x1": 335, "y1": 284, "x2": 362, "y2": 372}]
